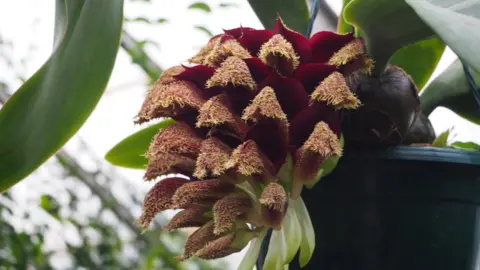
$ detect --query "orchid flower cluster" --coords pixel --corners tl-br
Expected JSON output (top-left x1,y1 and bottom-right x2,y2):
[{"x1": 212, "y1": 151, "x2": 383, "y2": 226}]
[{"x1": 135, "y1": 17, "x2": 372, "y2": 269}]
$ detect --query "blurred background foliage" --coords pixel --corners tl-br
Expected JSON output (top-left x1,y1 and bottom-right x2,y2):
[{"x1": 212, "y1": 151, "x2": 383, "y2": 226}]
[{"x1": 0, "y1": 0, "x2": 230, "y2": 269}]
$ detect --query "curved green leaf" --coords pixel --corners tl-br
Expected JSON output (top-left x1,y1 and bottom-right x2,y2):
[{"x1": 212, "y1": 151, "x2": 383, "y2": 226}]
[
  {"x1": 188, "y1": 2, "x2": 211, "y2": 13},
  {"x1": 343, "y1": 0, "x2": 437, "y2": 76},
  {"x1": 406, "y1": 0, "x2": 480, "y2": 73},
  {"x1": 338, "y1": 0, "x2": 355, "y2": 34},
  {"x1": 420, "y1": 59, "x2": 480, "y2": 124},
  {"x1": 452, "y1": 141, "x2": 480, "y2": 152},
  {"x1": 247, "y1": 0, "x2": 309, "y2": 33},
  {"x1": 390, "y1": 37, "x2": 445, "y2": 90},
  {"x1": 0, "y1": 0, "x2": 123, "y2": 192},
  {"x1": 105, "y1": 119, "x2": 176, "y2": 169}
]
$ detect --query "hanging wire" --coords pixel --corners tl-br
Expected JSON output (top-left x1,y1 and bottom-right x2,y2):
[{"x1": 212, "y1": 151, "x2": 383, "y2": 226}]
[
  {"x1": 305, "y1": 0, "x2": 321, "y2": 37},
  {"x1": 462, "y1": 63, "x2": 480, "y2": 108}
]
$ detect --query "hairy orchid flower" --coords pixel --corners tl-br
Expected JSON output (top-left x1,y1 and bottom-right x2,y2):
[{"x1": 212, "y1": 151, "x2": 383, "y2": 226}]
[{"x1": 135, "y1": 17, "x2": 372, "y2": 269}]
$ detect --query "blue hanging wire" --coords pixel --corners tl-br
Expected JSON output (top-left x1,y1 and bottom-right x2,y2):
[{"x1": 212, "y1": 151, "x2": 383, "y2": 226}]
[
  {"x1": 305, "y1": 0, "x2": 321, "y2": 37},
  {"x1": 256, "y1": 3, "x2": 322, "y2": 270},
  {"x1": 461, "y1": 62, "x2": 480, "y2": 108}
]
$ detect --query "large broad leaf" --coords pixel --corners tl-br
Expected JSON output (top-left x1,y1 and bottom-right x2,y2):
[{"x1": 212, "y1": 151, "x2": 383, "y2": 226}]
[
  {"x1": 247, "y1": 0, "x2": 309, "y2": 33},
  {"x1": 420, "y1": 59, "x2": 480, "y2": 124},
  {"x1": 406, "y1": 0, "x2": 480, "y2": 73},
  {"x1": 0, "y1": 0, "x2": 123, "y2": 192},
  {"x1": 105, "y1": 119, "x2": 176, "y2": 169},
  {"x1": 389, "y1": 37, "x2": 445, "y2": 90},
  {"x1": 343, "y1": 0, "x2": 444, "y2": 89},
  {"x1": 338, "y1": 0, "x2": 355, "y2": 34}
]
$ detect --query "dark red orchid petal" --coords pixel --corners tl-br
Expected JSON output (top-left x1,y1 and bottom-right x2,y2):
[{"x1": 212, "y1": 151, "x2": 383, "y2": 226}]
[
  {"x1": 176, "y1": 65, "x2": 223, "y2": 96},
  {"x1": 246, "y1": 119, "x2": 288, "y2": 170},
  {"x1": 223, "y1": 85, "x2": 257, "y2": 114},
  {"x1": 223, "y1": 26, "x2": 256, "y2": 38},
  {"x1": 135, "y1": 80, "x2": 208, "y2": 124},
  {"x1": 274, "y1": 17, "x2": 312, "y2": 64},
  {"x1": 176, "y1": 65, "x2": 215, "y2": 87},
  {"x1": 138, "y1": 177, "x2": 190, "y2": 229},
  {"x1": 289, "y1": 102, "x2": 341, "y2": 149},
  {"x1": 174, "y1": 111, "x2": 209, "y2": 137},
  {"x1": 259, "y1": 183, "x2": 288, "y2": 229},
  {"x1": 210, "y1": 131, "x2": 243, "y2": 149},
  {"x1": 210, "y1": 33, "x2": 224, "y2": 40},
  {"x1": 309, "y1": 31, "x2": 355, "y2": 63},
  {"x1": 197, "y1": 94, "x2": 249, "y2": 140},
  {"x1": 259, "y1": 74, "x2": 309, "y2": 120},
  {"x1": 244, "y1": 57, "x2": 272, "y2": 84},
  {"x1": 238, "y1": 29, "x2": 274, "y2": 56},
  {"x1": 294, "y1": 63, "x2": 337, "y2": 94}
]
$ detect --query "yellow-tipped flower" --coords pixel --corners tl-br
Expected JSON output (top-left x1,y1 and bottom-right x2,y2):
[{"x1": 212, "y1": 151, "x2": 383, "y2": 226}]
[{"x1": 134, "y1": 16, "x2": 372, "y2": 268}]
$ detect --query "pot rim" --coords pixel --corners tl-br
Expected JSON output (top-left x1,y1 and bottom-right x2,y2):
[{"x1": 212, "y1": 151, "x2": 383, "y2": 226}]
[{"x1": 347, "y1": 146, "x2": 480, "y2": 165}]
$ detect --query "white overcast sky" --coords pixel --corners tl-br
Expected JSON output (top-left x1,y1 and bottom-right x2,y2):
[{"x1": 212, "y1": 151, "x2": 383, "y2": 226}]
[{"x1": 0, "y1": 0, "x2": 479, "y2": 269}]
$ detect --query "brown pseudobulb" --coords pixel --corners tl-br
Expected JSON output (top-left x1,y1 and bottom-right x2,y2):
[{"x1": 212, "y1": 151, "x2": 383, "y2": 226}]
[
  {"x1": 403, "y1": 111, "x2": 436, "y2": 145},
  {"x1": 342, "y1": 65, "x2": 421, "y2": 147}
]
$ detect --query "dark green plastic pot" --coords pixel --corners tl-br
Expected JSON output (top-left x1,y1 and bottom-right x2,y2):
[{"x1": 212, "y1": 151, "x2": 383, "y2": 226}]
[{"x1": 257, "y1": 146, "x2": 480, "y2": 270}]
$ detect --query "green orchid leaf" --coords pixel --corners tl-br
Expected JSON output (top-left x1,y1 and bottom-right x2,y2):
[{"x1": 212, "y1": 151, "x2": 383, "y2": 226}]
[
  {"x1": 406, "y1": 0, "x2": 480, "y2": 73},
  {"x1": 451, "y1": 141, "x2": 480, "y2": 151},
  {"x1": 188, "y1": 2, "x2": 211, "y2": 13},
  {"x1": 283, "y1": 202, "x2": 302, "y2": 264},
  {"x1": 389, "y1": 37, "x2": 445, "y2": 90},
  {"x1": 343, "y1": 0, "x2": 443, "y2": 88},
  {"x1": 294, "y1": 198, "x2": 315, "y2": 268},
  {"x1": 0, "y1": 0, "x2": 123, "y2": 192},
  {"x1": 105, "y1": 119, "x2": 176, "y2": 169},
  {"x1": 420, "y1": 59, "x2": 480, "y2": 124},
  {"x1": 338, "y1": 0, "x2": 355, "y2": 34},
  {"x1": 237, "y1": 230, "x2": 267, "y2": 270},
  {"x1": 432, "y1": 128, "x2": 451, "y2": 148},
  {"x1": 247, "y1": 0, "x2": 309, "y2": 33},
  {"x1": 264, "y1": 228, "x2": 288, "y2": 270}
]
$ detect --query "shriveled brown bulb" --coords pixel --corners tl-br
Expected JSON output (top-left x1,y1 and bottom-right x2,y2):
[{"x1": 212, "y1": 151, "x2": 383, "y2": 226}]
[{"x1": 342, "y1": 65, "x2": 420, "y2": 146}]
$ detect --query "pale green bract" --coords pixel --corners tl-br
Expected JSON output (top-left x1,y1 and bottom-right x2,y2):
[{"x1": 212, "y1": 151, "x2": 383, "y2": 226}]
[
  {"x1": 282, "y1": 201, "x2": 302, "y2": 264},
  {"x1": 260, "y1": 198, "x2": 315, "y2": 270},
  {"x1": 238, "y1": 230, "x2": 268, "y2": 270},
  {"x1": 295, "y1": 198, "x2": 315, "y2": 268}
]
